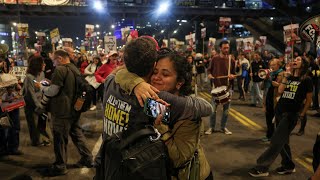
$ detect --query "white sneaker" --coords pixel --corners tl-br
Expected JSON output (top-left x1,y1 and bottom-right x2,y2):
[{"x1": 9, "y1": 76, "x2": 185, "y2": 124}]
[
  {"x1": 222, "y1": 128, "x2": 232, "y2": 135},
  {"x1": 90, "y1": 105, "x2": 96, "y2": 111},
  {"x1": 205, "y1": 128, "x2": 213, "y2": 135}
]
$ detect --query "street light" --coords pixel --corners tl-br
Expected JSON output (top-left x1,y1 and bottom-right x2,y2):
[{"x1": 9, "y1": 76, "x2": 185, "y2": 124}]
[
  {"x1": 96, "y1": 24, "x2": 100, "y2": 28},
  {"x1": 161, "y1": 30, "x2": 165, "y2": 33},
  {"x1": 12, "y1": 22, "x2": 17, "y2": 26},
  {"x1": 76, "y1": 37, "x2": 79, "y2": 40},
  {"x1": 93, "y1": 1, "x2": 103, "y2": 12},
  {"x1": 173, "y1": 30, "x2": 177, "y2": 34},
  {"x1": 157, "y1": 1, "x2": 170, "y2": 15},
  {"x1": 111, "y1": 25, "x2": 115, "y2": 29}
]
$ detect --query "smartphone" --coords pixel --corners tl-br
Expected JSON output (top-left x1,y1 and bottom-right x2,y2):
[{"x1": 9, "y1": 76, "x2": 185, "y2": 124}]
[{"x1": 144, "y1": 98, "x2": 170, "y2": 124}]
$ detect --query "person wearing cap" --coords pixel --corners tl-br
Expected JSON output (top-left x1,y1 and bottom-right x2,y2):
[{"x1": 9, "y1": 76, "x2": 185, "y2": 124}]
[{"x1": 94, "y1": 51, "x2": 118, "y2": 84}]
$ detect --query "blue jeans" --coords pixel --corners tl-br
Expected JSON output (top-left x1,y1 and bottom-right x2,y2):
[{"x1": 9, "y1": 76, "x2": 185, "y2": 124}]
[
  {"x1": 251, "y1": 82, "x2": 263, "y2": 106},
  {"x1": 209, "y1": 99, "x2": 231, "y2": 130}
]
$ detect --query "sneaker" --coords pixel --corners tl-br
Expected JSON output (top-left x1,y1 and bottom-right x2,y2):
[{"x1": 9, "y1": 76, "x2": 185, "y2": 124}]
[
  {"x1": 45, "y1": 165, "x2": 68, "y2": 177},
  {"x1": 205, "y1": 128, "x2": 213, "y2": 135},
  {"x1": 276, "y1": 166, "x2": 296, "y2": 175},
  {"x1": 90, "y1": 105, "x2": 96, "y2": 111},
  {"x1": 261, "y1": 137, "x2": 270, "y2": 142},
  {"x1": 221, "y1": 128, "x2": 232, "y2": 135},
  {"x1": 75, "y1": 158, "x2": 94, "y2": 168},
  {"x1": 248, "y1": 168, "x2": 269, "y2": 177}
]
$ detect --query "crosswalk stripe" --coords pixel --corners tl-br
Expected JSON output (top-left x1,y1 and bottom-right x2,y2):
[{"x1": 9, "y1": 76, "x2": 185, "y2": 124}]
[{"x1": 295, "y1": 158, "x2": 313, "y2": 172}]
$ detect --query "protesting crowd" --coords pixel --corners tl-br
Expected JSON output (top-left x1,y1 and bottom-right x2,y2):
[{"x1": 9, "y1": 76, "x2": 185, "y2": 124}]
[{"x1": 0, "y1": 32, "x2": 320, "y2": 180}]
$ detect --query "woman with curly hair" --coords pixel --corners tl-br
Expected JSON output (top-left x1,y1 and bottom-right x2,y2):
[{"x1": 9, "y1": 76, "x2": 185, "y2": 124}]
[{"x1": 116, "y1": 49, "x2": 213, "y2": 180}]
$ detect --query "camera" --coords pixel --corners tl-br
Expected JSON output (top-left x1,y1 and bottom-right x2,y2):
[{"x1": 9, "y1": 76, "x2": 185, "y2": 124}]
[{"x1": 144, "y1": 98, "x2": 170, "y2": 124}]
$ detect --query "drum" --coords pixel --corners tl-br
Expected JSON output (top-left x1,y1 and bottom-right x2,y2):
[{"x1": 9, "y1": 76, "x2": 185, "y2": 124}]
[{"x1": 211, "y1": 86, "x2": 230, "y2": 104}]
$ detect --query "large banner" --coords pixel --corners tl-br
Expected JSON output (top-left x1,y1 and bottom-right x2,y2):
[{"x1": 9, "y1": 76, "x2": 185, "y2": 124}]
[
  {"x1": 50, "y1": 28, "x2": 60, "y2": 44},
  {"x1": 104, "y1": 36, "x2": 117, "y2": 53},
  {"x1": 218, "y1": 17, "x2": 231, "y2": 34},
  {"x1": 208, "y1": 37, "x2": 216, "y2": 52},
  {"x1": 17, "y1": 23, "x2": 29, "y2": 38},
  {"x1": 3, "y1": 0, "x2": 38, "y2": 4},
  {"x1": 283, "y1": 24, "x2": 301, "y2": 44},
  {"x1": 42, "y1": 0, "x2": 69, "y2": 5}
]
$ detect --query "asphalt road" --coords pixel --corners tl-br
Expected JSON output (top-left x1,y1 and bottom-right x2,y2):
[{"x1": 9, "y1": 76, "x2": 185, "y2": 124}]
[{"x1": 0, "y1": 90, "x2": 318, "y2": 180}]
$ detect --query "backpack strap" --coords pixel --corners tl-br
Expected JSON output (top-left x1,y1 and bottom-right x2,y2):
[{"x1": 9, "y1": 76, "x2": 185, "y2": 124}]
[{"x1": 120, "y1": 126, "x2": 157, "y2": 149}]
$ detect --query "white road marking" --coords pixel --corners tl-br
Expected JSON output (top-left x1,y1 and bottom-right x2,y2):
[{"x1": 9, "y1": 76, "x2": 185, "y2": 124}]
[{"x1": 80, "y1": 135, "x2": 103, "y2": 174}]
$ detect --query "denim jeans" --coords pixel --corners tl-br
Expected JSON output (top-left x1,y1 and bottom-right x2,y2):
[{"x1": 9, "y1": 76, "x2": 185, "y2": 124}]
[
  {"x1": 251, "y1": 82, "x2": 263, "y2": 106},
  {"x1": 209, "y1": 98, "x2": 231, "y2": 130},
  {"x1": 256, "y1": 112, "x2": 298, "y2": 171}
]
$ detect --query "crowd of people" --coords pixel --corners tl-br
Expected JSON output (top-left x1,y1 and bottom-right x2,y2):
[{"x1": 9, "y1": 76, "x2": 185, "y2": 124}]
[{"x1": 0, "y1": 35, "x2": 319, "y2": 179}]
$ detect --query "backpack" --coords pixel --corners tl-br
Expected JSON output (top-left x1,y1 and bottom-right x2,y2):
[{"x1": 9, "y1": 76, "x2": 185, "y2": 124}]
[
  {"x1": 95, "y1": 126, "x2": 171, "y2": 180},
  {"x1": 66, "y1": 66, "x2": 94, "y2": 112}
]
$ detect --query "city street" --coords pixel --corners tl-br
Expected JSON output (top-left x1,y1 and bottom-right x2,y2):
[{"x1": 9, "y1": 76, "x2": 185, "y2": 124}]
[{"x1": 0, "y1": 90, "x2": 318, "y2": 180}]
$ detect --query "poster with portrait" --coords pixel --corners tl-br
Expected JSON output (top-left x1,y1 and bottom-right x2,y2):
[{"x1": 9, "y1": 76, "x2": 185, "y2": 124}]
[
  {"x1": 50, "y1": 28, "x2": 60, "y2": 44},
  {"x1": 243, "y1": 37, "x2": 254, "y2": 53},
  {"x1": 62, "y1": 38, "x2": 73, "y2": 47},
  {"x1": 208, "y1": 37, "x2": 216, "y2": 52},
  {"x1": 201, "y1": 28, "x2": 206, "y2": 39},
  {"x1": 85, "y1": 24, "x2": 94, "y2": 38},
  {"x1": 162, "y1": 39, "x2": 168, "y2": 48},
  {"x1": 185, "y1": 33, "x2": 195, "y2": 51},
  {"x1": 104, "y1": 36, "x2": 117, "y2": 52},
  {"x1": 36, "y1": 32, "x2": 46, "y2": 45},
  {"x1": 121, "y1": 27, "x2": 131, "y2": 41},
  {"x1": 218, "y1": 17, "x2": 231, "y2": 34},
  {"x1": 17, "y1": 23, "x2": 29, "y2": 38},
  {"x1": 236, "y1": 38, "x2": 244, "y2": 52},
  {"x1": 260, "y1": 36, "x2": 267, "y2": 46},
  {"x1": 283, "y1": 24, "x2": 301, "y2": 44},
  {"x1": 170, "y1": 38, "x2": 177, "y2": 50}
]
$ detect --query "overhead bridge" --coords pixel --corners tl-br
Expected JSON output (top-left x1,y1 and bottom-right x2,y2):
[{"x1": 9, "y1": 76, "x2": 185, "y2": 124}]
[{"x1": 0, "y1": 4, "x2": 283, "y2": 18}]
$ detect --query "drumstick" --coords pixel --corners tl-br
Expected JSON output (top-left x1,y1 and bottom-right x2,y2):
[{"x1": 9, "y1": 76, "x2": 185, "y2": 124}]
[{"x1": 210, "y1": 75, "x2": 241, "y2": 79}]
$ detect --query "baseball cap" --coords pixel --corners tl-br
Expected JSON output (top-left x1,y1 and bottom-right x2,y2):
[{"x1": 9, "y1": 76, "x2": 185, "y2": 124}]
[{"x1": 108, "y1": 51, "x2": 118, "y2": 57}]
